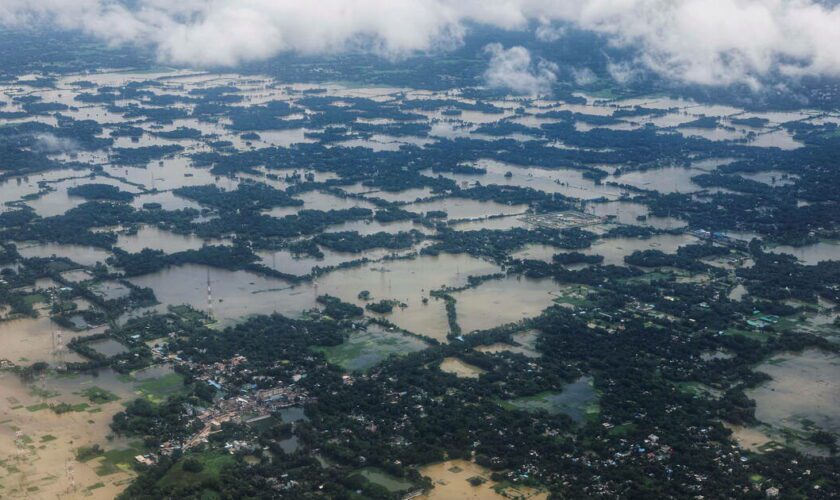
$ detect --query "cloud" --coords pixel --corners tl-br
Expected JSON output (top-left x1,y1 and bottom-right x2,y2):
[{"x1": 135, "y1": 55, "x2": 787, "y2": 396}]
[
  {"x1": 606, "y1": 60, "x2": 641, "y2": 85},
  {"x1": 571, "y1": 67, "x2": 597, "y2": 86},
  {"x1": 2, "y1": 1, "x2": 840, "y2": 86},
  {"x1": 535, "y1": 18, "x2": 566, "y2": 42},
  {"x1": 33, "y1": 133, "x2": 78, "y2": 153},
  {"x1": 483, "y1": 44, "x2": 557, "y2": 95}
]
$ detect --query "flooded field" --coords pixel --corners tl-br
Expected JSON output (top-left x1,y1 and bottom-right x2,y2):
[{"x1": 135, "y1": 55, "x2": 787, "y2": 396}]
[
  {"x1": 315, "y1": 325, "x2": 428, "y2": 372},
  {"x1": 356, "y1": 467, "x2": 417, "y2": 493},
  {"x1": 0, "y1": 314, "x2": 95, "y2": 366},
  {"x1": 428, "y1": 160, "x2": 624, "y2": 200},
  {"x1": 264, "y1": 190, "x2": 375, "y2": 217},
  {"x1": 409, "y1": 198, "x2": 527, "y2": 221},
  {"x1": 502, "y1": 376, "x2": 598, "y2": 423},
  {"x1": 128, "y1": 264, "x2": 307, "y2": 325},
  {"x1": 116, "y1": 225, "x2": 225, "y2": 254},
  {"x1": 607, "y1": 165, "x2": 711, "y2": 194},
  {"x1": 452, "y1": 275, "x2": 559, "y2": 333},
  {"x1": 583, "y1": 233, "x2": 696, "y2": 266},
  {"x1": 449, "y1": 215, "x2": 525, "y2": 231},
  {"x1": 313, "y1": 254, "x2": 500, "y2": 341},
  {"x1": 88, "y1": 338, "x2": 129, "y2": 357},
  {"x1": 0, "y1": 366, "x2": 181, "y2": 498},
  {"x1": 418, "y1": 459, "x2": 547, "y2": 500},
  {"x1": 767, "y1": 240, "x2": 840, "y2": 265},
  {"x1": 438, "y1": 357, "x2": 486, "y2": 378},
  {"x1": 14, "y1": 242, "x2": 111, "y2": 268},
  {"x1": 475, "y1": 330, "x2": 541, "y2": 358},
  {"x1": 748, "y1": 349, "x2": 839, "y2": 436},
  {"x1": 585, "y1": 201, "x2": 686, "y2": 229}
]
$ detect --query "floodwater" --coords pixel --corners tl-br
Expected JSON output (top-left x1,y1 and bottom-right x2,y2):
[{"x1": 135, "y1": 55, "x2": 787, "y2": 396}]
[
  {"x1": 0, "y1": 365, "x2": 173, "y2": 498},
  {"x1": 103, "y1": 158, "x2": 222, "y2": 192},
  {"x1": 90, "y1": 281, "x2": 131, "y2": 301},
  {"x1": 510, "y1": 244, "x2": 557, "y2": 262},
  {"x1": 583, "y1": 233, "x2": 696, "y2": 266},
  {"x1": 428, "y1": 160, "x2": 624, "y2": 200},
  {"x1": 504, "y1": 376, "x2": 598, "y2": 423},
  {"x1": 312, "y1": 253, "x2": 500, "y2": 341},
  {"x1": 585, "y1": 201, "x2": 686, "y2": 229},
  {"x1": 448, "y1": 215, "x2": 524, "y2": 231},
  {"x1": 116, "y1": 225, "x2": 225, "y2": 254},
  {"x1": 14, "y1": 242, "x2": 111, "y2": 268},
  {"x1": 88, "y1": 338, "x2": 129, "y2": 357},
  {"x1": 23, "y1": 177, "x2": 141, "y2": 218},
  {"x1": 0, "y1": 313, "x2": 98, "y2": 366},
  {"x1": 359, "y1": 187, "x2": 434, "y2": 204},
  {"x1": 409, "y1": 198, "x2": 527, "y2": 221},
  {"x1": 724, "y1": 423, "x2": 776, "y2": 453},
  {"x1": 257, "y1": 247, "x2": 364, "y2": 276},
  {"x1": 767, "y1": 241, "x2": 840, "y2": 265},
  {"x1": 607, "y1": 165, "x2": 711, "y2": 194},
  {"x1": 127, "y1": 264, "x2": 307, "y2": 325},
  {"x1": 323, "y1": 217, "x2": 431, "y2": 236},
  {"x1": 748, "y1": 349, "x2": 840, "y2": 436},
  {"x1": 3, "y1": 68, "x2": 836, "y2": 495},
  {"x1": 128, "y1": 252, "x2": 499, "y2": 334},
  {"x1": 317, "y1": 324, "x2": 428, "y2": 372},
  {"x1": 438, "y1": 357, "x2": 486, "y2": 378},
  {"x1": 130, "y1": 191, "x2": 203, "y2": 211},
  {"x1": 475, "y1": 330, "x2": 541, "y2": 358},
  {"x1": 418, "y1": 459, "x2": 546, "y2": 500},
  {"x1": 452, "y1": 275, "x2": 559, "y2": 333},
  {"x1": 263, "y1": 190, "x2": 375, "y2": 218}
]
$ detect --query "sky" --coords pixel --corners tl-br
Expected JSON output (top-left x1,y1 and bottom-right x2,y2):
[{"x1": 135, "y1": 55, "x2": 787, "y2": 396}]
[{"x1": 2, "y1": 0, "x2": 840, "y2": 92}]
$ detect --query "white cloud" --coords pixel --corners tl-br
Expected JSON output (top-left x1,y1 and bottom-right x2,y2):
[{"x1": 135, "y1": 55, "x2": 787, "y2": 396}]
[
  {"x1": 2, "y1": 0, "x2": 840, "y2": 86},
  {"x1": 483, "y1": 44, "x2": 557, "y2": 95},
  {"x1": 535, "y1": 18, "x2": 566, "y2": 42},
  {"x1": 606, "y1": 60, "x2": 641, "y2": 85},
  {"x1": 571, "y1": 67, "x2": 597, "y2": 86},
  {"x1": 33, "y1": 133, "x2": 78, "y2": 153}
]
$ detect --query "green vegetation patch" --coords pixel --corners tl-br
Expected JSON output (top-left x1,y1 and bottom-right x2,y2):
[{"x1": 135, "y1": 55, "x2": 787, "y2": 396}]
[
  {"x1": 86, "y1": 482, "x2": 106, "y2": 491},
  {"x1": 157, "y1": 452, "x2": 236, "y2": 490},
  {"x1": 76, "y1": 445, "x2": 105, "y2": 462},
  {"x1": 96, "y1": 446, "x2": 144, "y2": 476},
  {"x1": 22, "y1": 294, "x2": 46, "y2": 306},
  {"x1": 25, "y1": 403, "x2": 49, "y2": 412},
  {"x1": 81, "y1": 386, "x2": 120, "y2": 404},
  {"x1": 135, "y1": 373, "x2": 185, "y2": 403},
  {"x1": 51, "y1": 402, "x2": 91, "y2": 413},
  {"x1": 356, "y1": 467, "x2": 417, "y2": 493}
]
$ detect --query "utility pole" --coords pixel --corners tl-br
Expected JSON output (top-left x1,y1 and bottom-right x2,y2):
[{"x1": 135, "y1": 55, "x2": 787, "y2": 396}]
[{"x1": 207, "y1": 268, "x2": 213, "y2": 319}]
